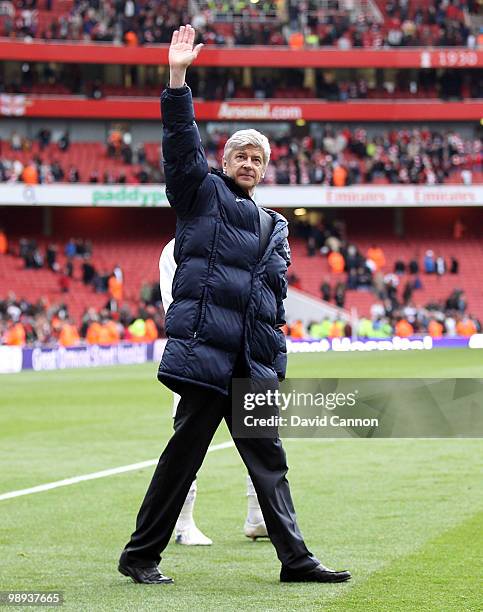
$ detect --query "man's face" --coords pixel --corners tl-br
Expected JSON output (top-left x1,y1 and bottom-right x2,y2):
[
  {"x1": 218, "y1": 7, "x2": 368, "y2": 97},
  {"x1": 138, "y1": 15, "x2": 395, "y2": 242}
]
[{"x1": 223, "y1": 145, "x2": 265, "y2": 195}]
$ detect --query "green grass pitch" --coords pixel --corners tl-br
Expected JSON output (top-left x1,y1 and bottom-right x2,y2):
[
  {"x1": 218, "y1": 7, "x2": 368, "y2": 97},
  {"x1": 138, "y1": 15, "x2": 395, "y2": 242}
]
[{"x1": 0, "y1": 349, "x2": 482, "y2": 611}]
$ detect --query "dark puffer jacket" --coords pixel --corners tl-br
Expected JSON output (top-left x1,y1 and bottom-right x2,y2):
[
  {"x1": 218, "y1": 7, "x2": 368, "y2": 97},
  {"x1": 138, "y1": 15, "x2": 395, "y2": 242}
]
[{"x1": 158, "y1": 85, "x2": 290, "y2": 396}]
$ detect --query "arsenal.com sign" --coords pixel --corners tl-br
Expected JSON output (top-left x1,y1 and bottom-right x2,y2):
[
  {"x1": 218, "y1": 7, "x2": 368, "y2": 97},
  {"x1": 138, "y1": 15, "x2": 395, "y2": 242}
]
[{"x1": 217, "y1": 102, "x2": 303, "y2": 121}]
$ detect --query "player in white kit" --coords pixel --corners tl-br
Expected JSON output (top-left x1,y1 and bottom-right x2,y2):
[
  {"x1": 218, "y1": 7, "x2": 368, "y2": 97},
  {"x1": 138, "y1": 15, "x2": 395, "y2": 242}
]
[{"x1": 159, "y1": 238, "x2": 268, "y2": 545}]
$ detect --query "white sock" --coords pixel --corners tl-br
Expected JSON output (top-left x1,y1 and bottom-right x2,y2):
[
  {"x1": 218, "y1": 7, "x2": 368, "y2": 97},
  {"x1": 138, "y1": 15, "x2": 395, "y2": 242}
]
[
  {"x1": 246, "y1": 474, "x2": 264, "y2": 524},
  {"x1": 176, "y1": 480, "x2": 197, "y2": 532}
]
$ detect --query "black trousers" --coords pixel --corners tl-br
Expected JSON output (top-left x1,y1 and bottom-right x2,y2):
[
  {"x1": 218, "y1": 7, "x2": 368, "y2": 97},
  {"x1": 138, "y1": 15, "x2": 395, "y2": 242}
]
[{"x1": 120, "y1": 380, "x2": 319, "y2": 572}]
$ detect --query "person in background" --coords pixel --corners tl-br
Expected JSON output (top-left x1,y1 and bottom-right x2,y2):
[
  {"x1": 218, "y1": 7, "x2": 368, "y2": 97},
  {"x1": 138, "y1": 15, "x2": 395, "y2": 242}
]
[
  {"x1": 59, "y1": 319, "x2": 80, "y2": 347},
  {"x1": 82, "y1": 257, "x2": 96, "y2": 286},
  {"x1": 423, "y1": 250, "x2": 435, "y2": 274},
  {"x1": 46, "y1": 243, "x2": 58, "y2": 271},
  {"x1": 320, "y1": 280, "x2": 331, "y2": 302},
  {"x1": 108, "y1": 274, "x2": 123, "y2": 304},
  {"x1": 86, "y1": 319, "x2": 101, "y2": 344},
  {"x1": 456, "y1": 316, "x2": 477, "y2": 337},
  {"x1": 435, "y1": 255, "x2": 446, "y2": 276},
  {"x1": 334, "y1": 282, "x2": 346, "y2": 308},
  {"x1": 395, "y1": 317, "x2": 414, "y2": 337},
  {"x1": 366, "y1": 245, "x2": 386, "y2": 272},
  {"x1": 328, "y1": 249, "x2": 345, "y2": 273},
  {"x1": 65, "y1": 238, "x2": 76, "y2": 258},
  {"x1": 58, "y1": 267, "x2": 71, "y2": 293},
  {"x1": 408, "y1": 257, "x2": 419, "y2": 274},
  {"x1": 289, "y1": 319, "x2": 305, "y2": 338},
  {"x1": 3, "y1": 319, "x2": 26, "y2": 346},
  {"x1": 0, "y1": 227, "x2": 7, "y2": 255},
  {"x1": 428, "y1": 318, "x2": 444, "y2": 338}
]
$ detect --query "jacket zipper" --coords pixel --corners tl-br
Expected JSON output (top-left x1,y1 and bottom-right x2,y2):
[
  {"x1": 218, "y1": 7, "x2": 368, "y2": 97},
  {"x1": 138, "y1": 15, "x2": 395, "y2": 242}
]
[{"x1": 193, "y1": 218, "x2": 221, "y2": 338}]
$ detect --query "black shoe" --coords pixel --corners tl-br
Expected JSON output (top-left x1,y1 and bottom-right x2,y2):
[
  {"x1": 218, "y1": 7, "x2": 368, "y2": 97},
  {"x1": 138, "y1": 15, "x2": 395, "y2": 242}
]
[
  {"x1": 280, "y1": 563, "x2": 351, "y2": 583},
  {"x1": 118, "y1": 562, "x2": 174, "y2": 584}
]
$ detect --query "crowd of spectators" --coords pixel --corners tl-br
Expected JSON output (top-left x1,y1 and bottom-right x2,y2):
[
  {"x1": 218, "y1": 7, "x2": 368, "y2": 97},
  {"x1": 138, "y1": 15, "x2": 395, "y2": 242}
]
[
  {"x1": 1, "y1": 218, "x2": 481, "y2": 345},
  {"x1": 1, "y1": 126, "x2": 481, "y2": 186},
  {"x1": 1, "y1": 0, "x2": 481, "y2": 48},
  {"x1": 0, "y1": 128, "x2": 164, "y2": 184},
  {"x1": 14, "y1": 234, "x2": 130, "y2": 304},
  {"x1": 0, "y1": 232, "x2": 166, "y2": 346},
  {"x1": 205, "y1": 127, "x2": 482, "y2": 186},
  {"x1": 290, "y1": 215, "x2": 481, "y2": 338},
  {"x1": 286, "y1": 304, "x2": 481, "y2": 340},
  {"x1": 0, "y1": 292, "x2": 164, "y2": 346}
]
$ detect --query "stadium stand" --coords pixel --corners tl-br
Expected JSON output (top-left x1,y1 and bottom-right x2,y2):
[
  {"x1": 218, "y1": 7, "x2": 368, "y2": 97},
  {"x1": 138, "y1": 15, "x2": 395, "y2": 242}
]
[
  {"x1": 1, "y1": 0, "x2": 480, "y2": 47},
  {"x1": 1, "y1": 127, "x2": 481, "y2": 185},
  {"x1": 0, "y1": 3, "x2": 482, "y2": 346},
  {"x1": 1, "y1": 207, "x2": 482, "y2": 344}
]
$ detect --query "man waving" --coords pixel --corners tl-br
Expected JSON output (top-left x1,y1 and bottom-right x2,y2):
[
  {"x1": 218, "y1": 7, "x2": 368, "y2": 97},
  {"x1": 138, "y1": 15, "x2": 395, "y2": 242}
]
[{"x1": 119, "y1": 24, "x2": 351, "y2": 586}]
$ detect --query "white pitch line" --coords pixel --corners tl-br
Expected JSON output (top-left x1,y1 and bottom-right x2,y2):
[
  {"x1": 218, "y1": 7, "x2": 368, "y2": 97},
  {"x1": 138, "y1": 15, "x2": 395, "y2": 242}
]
[{"x1": 0, "y1": 440, "x2": 235, "y2": 502}]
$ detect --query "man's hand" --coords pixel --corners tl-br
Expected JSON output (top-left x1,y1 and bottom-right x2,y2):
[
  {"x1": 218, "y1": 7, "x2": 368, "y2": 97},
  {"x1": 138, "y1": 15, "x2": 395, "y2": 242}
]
[{"x1": 169, "y1": 24, "x2": 203, "y2": 88}]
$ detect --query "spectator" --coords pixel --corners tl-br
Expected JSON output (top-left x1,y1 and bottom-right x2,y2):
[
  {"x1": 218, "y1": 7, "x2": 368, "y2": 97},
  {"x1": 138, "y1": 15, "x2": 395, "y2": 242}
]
[
  {"x1": 22, "y1": 162, "x2": 39, "y2": 184},
  {"x1": 46, "y1": 243, "x2": 58, "y2": 271},
  {"x1": 140, "y1": 282, "x2": 153, "y2": 304},
  {"x1": 320, "y1": 281, "x2": 331, "y2": 302},
  {"x1": 334, "y1": 282, "x2": 346, "y2": 308},
  {"x1": 65, "y1": 258, "x2": 74, "y2": 278},
  {"x1": 38, "y1": 128, "x2": 51, "y2": 150},
  {"x1": 51, "y1": 160, "x2": 64, "y2": 181},
  {"x1": 366, "y1": 245, "x2": 386, "y2": 272},
  {"x1": 3, "y1": 319, "x2": 26, "y2": 346},
  {"x1": 113, "y1": 263, "x2": 123, "y2": 283},
  {"x1": 0, "y1": 227, "x2": 7, "y2": 255},
  {"x1": 332, "y1": 163, "x2": 348, "y2": 187},
  {"x1": 58, "y1": 320, "x2": 80, "y2": 347},
  {"x1": 435, "y1": 255, "x2": 446, "y2": 276},
  {"x1": 450, "y1": 257, "x2": 459, "y2": 274},
  {"x1": 127, "y1": 317, "x2": 147, "y2": 342},
  {"x1": 82, "y1": 258, "x2": 96, "y2": 285},
  {"x1": 409, "y1": 258, "x2": 419, "y2": 274},
  {"x1": 428, "y1": 318, "x2": 444, "y2": 338},
  {"x1": 394, "y1": 317, "x2": 414, "y2": 337},
  {"x1": 289, "y1": 320, "x2": 305, "y2": 338},
  {"x1": 68, "y1": 166, "x2": 80, "y2": 183},
  {"x1": 10, "y1": 131, "x2": 22, "y2": 151},
  {"x1": 402, "y1": 281, "x2": 413, "y2": 305},
  {"x1": 58, "y1": 132, "x2": 70, "y2": 152},
  {"x1": 456, "y1": 316, "x2": 477, "y2": 337},
  {"x1": 58, "y1": 268, "x2": 71, "y2": 293},
  {"x1": 86, "y1": 319, "x2": 102, "y2": 344},
  {"x1": 65, "y1": 238, "x2": 76, "y2": 258},
  {"x1": 108, "y1": 274, "x2": 123, "y2": 302},
  {"x1": 424, "y1": 250, "x2": 435, "y2": 273},
  {"x1": 328, "y1": 250, "x2": 345, "y2": 273}
]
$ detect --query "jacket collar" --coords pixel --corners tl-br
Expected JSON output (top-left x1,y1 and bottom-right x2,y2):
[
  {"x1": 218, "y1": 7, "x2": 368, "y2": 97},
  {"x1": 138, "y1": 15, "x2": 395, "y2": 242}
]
[{"x1": 210, "y1": 167, "x2": 254, "y2": 201}]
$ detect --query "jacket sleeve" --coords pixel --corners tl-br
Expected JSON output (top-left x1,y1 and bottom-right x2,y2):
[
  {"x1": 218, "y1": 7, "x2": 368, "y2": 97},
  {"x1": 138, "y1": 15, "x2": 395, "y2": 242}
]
[
  {"x1": 161, "y1": 85, "x2": 208, "y2": 218},
  {"x1": 273, "y1": 237, "x2": 291, "y2": 381}
]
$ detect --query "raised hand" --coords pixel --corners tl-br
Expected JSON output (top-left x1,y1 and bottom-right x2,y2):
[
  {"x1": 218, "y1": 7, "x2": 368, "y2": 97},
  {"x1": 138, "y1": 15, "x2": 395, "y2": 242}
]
[{"x1": 169, "y1": 24, "x2": 204, "y2": 71}]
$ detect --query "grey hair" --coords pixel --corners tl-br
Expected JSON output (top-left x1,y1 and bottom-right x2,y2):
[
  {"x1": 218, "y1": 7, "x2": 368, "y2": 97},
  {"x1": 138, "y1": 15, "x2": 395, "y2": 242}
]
[{"x1": 223, "y1": 129, "x2": 271, "y2": 168}]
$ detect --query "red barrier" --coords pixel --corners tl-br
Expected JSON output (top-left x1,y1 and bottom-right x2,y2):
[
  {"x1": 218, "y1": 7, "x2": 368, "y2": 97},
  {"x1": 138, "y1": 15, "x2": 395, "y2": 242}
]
[
  {"x1": 0, "y1": 40, "x2": 482, "y2": 68},
  {"x1": 6, "y1": 96, "x2": 483, "y2": 121}
]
